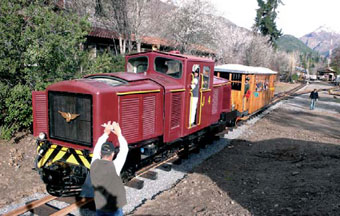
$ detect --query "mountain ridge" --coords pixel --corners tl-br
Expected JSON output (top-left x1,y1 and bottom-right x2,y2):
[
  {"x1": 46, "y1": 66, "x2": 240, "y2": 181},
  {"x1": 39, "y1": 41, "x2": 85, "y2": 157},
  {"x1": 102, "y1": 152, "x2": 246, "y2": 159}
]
[{"x1": 300, "y1": 25, "x2": 340, "y2": 56}]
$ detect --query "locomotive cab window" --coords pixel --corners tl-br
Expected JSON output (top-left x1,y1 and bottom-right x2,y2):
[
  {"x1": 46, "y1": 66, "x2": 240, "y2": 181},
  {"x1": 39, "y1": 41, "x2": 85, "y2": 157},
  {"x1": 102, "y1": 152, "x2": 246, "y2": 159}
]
[
  {"x1": 202, "y1": 66, "x2": 211, "y2": 89},
  {"x1": 127, "y1": 56, "x2": 148, "y2": 73},
  {"x1": 154, "y1": 57, "x2": 182, "y2": 79}
]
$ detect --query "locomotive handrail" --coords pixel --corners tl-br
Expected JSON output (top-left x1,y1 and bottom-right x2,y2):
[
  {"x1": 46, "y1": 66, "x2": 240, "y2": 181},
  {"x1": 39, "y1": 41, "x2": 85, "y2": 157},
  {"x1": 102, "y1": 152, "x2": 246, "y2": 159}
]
[
  {"x1": 202, "y1": 96, "x2": 205, "y2": 106},
  {"x1": 170, "y1": 89, "x2": 186, "y2": 92},
  {"x1": 116, "y1": 89, "x2": 161, "y2": 96}
]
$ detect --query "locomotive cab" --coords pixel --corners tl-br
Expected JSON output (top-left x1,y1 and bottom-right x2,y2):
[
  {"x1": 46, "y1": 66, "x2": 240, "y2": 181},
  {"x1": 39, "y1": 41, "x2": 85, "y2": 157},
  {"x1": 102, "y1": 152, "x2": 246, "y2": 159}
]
[{"x1": 124, "y1": 51, "x2": 234, "y2": 141}]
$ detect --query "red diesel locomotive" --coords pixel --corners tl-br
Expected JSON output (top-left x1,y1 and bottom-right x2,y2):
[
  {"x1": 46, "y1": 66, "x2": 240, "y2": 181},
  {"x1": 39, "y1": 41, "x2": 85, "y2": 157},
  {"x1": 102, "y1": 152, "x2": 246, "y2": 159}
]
[{"x1": 32, "y1": 51, "x2": 237, "y2": 196}]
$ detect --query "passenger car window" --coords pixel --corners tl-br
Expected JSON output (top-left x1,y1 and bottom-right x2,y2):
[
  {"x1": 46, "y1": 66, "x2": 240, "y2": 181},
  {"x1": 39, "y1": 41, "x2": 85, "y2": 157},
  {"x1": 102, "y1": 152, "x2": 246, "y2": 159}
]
[
  {"x1": 127, "y1": 56, "x2": 148, "y2": 73},
  {"x1": 232, "y1": 73, "x2": 242, "y2": 81},
  {"x1": 202, "y1": 66, "x2": 210, "y2": 89},
  {"x1": 154, "y1": 57, "x2": 182, "y2": 78},
  {"x1": 231, "y1": 73, "x2": 242, "y2": 91}
]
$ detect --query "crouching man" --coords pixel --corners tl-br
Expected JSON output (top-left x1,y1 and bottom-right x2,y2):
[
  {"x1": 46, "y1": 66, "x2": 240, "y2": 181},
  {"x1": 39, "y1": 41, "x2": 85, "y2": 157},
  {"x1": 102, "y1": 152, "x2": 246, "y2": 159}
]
[{"x1": 91, "y1": 121, "x2": 129, "y2": 216}]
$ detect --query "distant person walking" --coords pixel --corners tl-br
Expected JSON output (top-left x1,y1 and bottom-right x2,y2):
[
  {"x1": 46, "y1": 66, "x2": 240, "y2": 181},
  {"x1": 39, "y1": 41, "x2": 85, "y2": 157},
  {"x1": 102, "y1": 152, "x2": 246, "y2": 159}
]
[
  {"x1": 91, "y1": 121, "x2": 129, "y2": 216},
  {"x1": 309, "y1": 89, "x2": 319, "y2": 110}
]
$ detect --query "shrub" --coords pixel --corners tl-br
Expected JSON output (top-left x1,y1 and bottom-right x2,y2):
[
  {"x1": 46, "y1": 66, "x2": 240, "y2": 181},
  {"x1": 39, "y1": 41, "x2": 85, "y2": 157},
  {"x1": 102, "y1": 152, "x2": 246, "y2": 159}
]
[
  {"x1": 291, "y1": 74, "x2": 299, "y2": 82},
  {"x1": 1, "y1": 84, "x2": 32, "y2": 139},
  {"x1": 0, "y1": 0, "x2": 90, "y2": 139},
  {"x1": 82, "y1": 53, "x2": 125, "y2": 76}
]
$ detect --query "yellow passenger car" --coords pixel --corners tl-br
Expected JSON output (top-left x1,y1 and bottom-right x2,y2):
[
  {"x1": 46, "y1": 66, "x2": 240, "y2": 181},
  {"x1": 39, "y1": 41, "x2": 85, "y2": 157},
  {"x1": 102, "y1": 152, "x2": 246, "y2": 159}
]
[{"x1": 214, "y1": 64, "x2": 277, "y2": 117}]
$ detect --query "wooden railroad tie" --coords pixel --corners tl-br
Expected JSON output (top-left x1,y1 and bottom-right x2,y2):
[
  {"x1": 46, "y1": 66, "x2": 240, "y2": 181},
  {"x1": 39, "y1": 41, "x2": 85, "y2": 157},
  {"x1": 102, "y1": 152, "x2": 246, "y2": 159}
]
[
  {"x1": 140, "y1": 170, "x2": 158, "y2": 180},
  {"x1": 125, "y1": 178, "x2": 144, "y2": 190}
]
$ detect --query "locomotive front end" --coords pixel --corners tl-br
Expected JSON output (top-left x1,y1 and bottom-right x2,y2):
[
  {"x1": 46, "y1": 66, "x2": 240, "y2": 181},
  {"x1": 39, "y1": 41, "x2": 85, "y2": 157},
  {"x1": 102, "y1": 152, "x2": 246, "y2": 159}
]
[
  {"x1": 34, "y1": 91, "x2": 94, "y2": 196},
  {"x1": 32, "y1": 77, "x2": 123, "y2": 196}
]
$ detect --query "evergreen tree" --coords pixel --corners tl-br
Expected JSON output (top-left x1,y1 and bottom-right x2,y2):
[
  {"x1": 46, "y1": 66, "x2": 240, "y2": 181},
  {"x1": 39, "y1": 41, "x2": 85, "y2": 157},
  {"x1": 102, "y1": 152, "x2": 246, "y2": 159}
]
[
  {"x1": 253, "y1": 0, "x2": 283, "y2": 46},
  {"x1": 331, "y1": 47, "x2": 340, "y2": 75}
]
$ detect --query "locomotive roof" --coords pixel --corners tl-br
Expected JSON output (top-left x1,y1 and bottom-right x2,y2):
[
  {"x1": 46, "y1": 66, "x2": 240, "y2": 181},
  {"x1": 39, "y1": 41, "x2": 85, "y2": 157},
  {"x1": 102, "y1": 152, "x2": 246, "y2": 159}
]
[
  {"x1": 127, "y1": 50, "x2": 214, "y2": 63},
  {"x1": 214, "y1": 64, "x2": 277, "y2": 75}
]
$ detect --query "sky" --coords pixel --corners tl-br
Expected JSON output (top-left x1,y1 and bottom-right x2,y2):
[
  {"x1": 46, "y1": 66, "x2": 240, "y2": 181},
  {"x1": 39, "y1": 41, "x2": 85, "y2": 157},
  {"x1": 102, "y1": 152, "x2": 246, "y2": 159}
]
[{"x1": 211, "y1": 0, "x2": 340, "y2": 38}]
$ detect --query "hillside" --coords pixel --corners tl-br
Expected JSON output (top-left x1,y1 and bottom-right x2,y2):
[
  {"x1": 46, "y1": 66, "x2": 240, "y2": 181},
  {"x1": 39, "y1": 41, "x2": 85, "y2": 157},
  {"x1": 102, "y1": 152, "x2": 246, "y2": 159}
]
[{"x1": 277, "y1": 34, "x2": 318, "y2": 55}]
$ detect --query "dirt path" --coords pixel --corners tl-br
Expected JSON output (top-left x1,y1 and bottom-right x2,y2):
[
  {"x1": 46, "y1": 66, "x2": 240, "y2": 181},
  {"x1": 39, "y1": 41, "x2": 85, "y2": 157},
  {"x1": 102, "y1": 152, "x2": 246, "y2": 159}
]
[
  {"x1": 0, "y1": 134, "x2": 46, "y2": 208},
  {"x1": 131, "y1": 83, "x2": 340, "y2": 216}
]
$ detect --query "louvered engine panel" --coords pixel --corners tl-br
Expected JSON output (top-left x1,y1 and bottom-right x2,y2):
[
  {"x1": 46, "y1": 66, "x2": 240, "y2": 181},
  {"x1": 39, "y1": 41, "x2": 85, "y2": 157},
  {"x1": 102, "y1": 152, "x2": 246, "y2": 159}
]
[
  {"x1": 120, "y1": 97, "x2": 140, "y2": 141},
  {"x1": 142, "y1": 96, "x2": 156, "y2": 138},
  {"x1": 212, "y1": 88, "x2": 219, "y2": 115},
  {"x1": 32, "y1": 91, "x2": 48, "y2": 137},
  {"x1": 222, "y1": 85, "x2": 231, "y2": 110},
  {"x1": 170, "y1": 93, "x2": 182, "y2": 129}
]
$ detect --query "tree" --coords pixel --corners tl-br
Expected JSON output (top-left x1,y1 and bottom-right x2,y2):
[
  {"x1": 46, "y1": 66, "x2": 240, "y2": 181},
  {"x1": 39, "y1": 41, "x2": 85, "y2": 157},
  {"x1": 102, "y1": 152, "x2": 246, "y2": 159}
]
[
  {"x1": 163, "y1": 0, "x2": 216, "y2": 54},
  {"x1": 128, "y1": 0, "x2": 150, "y2": 52},
  {"x1": 331, "y1": 47, "x2": 340, "y2": 75},
  {"x1": 245, "y1": 35, "x2": 274, "y2": 67},
  {"x1": 0, "y1": 0, "x2": 117, "y2": 139},
  {"x1": 77, "y1": 0, "x2": 150, "y2": 55},
  {"x1": 253, "y1": 0, "x2": 283, "y2": 46}
]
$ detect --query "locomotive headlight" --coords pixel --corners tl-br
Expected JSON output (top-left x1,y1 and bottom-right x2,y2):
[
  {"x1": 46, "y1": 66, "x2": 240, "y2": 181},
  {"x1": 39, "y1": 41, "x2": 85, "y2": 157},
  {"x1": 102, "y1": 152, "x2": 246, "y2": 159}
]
[{"x1": 38, "y1": 132, "x2": 46, "y2": 140}]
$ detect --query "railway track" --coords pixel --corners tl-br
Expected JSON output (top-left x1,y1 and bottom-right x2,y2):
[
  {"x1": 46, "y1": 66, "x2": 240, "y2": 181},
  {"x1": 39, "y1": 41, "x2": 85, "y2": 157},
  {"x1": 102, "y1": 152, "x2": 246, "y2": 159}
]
[
  {"x1": 2, "y1": 83, "x2": 308, "y2": 216},
  {"x1": 2, "y1": 195, "x2": 93, "y2": 216}
]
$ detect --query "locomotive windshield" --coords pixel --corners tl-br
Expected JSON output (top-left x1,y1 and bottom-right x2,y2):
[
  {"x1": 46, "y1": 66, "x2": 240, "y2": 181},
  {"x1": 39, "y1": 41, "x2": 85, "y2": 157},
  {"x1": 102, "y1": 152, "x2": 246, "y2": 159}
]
[
  {"x1": 127, "y1": 56, "x2": 148, "y2": 73},
  {"x1": 154, "y1": 57, "x2": 182, "y2": 79}
]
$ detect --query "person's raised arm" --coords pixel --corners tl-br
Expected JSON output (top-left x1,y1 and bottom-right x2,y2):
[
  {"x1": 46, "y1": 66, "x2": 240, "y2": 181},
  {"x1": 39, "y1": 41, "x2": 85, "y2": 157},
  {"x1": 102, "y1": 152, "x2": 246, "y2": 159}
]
[
  {"x1": 91, "y1": 121, "x2": 112, "y2": 163},
  {"x1": 112, "y1": 122, "x2": 129, "y2": 176}
]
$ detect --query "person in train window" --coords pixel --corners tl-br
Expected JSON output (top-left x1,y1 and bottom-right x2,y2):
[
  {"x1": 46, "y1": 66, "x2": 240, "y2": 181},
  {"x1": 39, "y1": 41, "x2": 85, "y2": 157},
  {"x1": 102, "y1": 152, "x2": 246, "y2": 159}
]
[
  {"x1": 91, "y1": 121, "x2": 129, "y2": 216},
  {"x1": 244, "y1": 77, "x2": 250, "y2": 95},
  {"x1": 160, "y1": 64, "x2": 168, "y2": 74},
  {"x1": 243, "y1": 77, "x2": 251, "y2": 111},
  {"x1": 264, "y1": 80, "x2": 269, "y2": 90},
  {"x1": 202, "y1": 68, "x2": 209, "y2": 89},
  {"x1": 256, "y1": 82, "x2": 263, "y2": 92},
  {"x1": 191, "y1": 69, "x2": 199, "y2": 125}
]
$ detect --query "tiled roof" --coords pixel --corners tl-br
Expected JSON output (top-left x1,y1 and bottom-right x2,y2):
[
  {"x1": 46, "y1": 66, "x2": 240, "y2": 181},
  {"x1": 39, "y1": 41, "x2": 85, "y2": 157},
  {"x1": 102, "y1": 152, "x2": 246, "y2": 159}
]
[
  {"x1": 89, "y1": 27, "x2": 119, "y2": 39},
  {"x1": 141, "y1": 35, "x2": 171, "y2": 47}
]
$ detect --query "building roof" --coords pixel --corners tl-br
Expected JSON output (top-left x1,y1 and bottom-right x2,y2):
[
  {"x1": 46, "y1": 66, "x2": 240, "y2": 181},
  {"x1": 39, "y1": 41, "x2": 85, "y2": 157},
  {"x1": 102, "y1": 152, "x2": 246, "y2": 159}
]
[
  {"x1": 89, "y1": 27, "x2": 119, "y2": 39},
  {"x1": 88, "y1": 27, "x2": 215, "y2": 55},
  {"x1": 214, "y1": 64, "x2": 277, "y2": 75},
  {"x1": 317, "y1": 67, "x2": 336, "y2": 73}
]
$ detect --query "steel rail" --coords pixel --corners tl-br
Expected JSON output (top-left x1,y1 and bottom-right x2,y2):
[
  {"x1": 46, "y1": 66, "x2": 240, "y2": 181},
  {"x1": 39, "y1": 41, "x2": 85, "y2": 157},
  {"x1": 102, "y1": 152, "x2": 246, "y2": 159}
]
[{"x1": 3, "y1": 195, "x2": 57, "y2": 216}]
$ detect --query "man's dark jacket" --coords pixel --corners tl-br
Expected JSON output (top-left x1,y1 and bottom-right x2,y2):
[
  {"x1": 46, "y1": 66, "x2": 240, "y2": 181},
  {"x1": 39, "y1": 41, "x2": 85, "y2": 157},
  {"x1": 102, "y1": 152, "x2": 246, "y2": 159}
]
[{"x1": 310, "y1": 91, "x2": 319, "y2": 99}]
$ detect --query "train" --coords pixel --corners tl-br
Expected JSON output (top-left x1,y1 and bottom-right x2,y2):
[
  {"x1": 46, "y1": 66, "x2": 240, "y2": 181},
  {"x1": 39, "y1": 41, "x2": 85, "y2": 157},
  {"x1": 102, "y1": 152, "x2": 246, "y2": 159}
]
[{"x1": 32, "y1": 50, "x2": 276, "y2": 196}]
